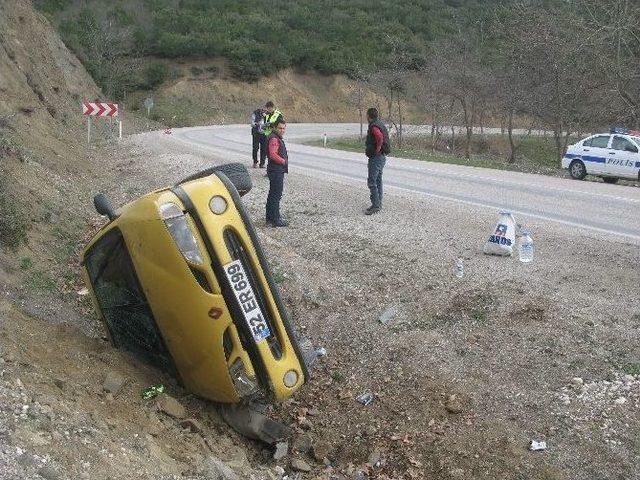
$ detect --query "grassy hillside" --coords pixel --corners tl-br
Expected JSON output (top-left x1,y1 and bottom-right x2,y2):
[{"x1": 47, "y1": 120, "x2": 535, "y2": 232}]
[{"x1": 34, "y1": 0, "x2": 498, "y2": 92}]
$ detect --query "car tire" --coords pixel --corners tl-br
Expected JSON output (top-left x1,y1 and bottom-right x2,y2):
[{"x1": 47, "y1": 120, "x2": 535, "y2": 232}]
[
  {"x1": 213, "y1": 163, "x2": 253, "y2": 196},
  {"x1": 177, "y1": 163, "x2": 252, "y2": 196},
  {"x1": 569, "y1": 160, "x2": 587, "y2": 180},
  {"x1": 602, "y1": 177, "x2": 619, "y2": 184}
]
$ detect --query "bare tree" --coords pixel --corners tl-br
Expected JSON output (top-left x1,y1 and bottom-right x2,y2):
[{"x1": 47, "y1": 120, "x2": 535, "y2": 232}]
[
  {"x1": 493, "y1": 6, "x2": 606, "y2": 161},
  {"x1": 581, "y1": 0, "x2": 640, "y2": 126},
  {"x1": 346, "y1": 66, "x2": 369, "y2": 141},
  {"x1": 432, "y1": 35, "x2": 488, "y2": 159},
  {"x1": 416, "y1": 60, "x2": 450, "y2": 152}
]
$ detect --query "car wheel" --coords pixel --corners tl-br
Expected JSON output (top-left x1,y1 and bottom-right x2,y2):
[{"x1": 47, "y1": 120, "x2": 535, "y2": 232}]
[
  {"x1": 213, "y1": 163, "x2": 253, "y2": 196},
  {"x1": 569, "y1": 160, "x2": 586, "y2": 180},
  {"x1": 177, "y1": 163, "x2": 252, "y2": 196},
  {"x1": 602, "y1": 177, "x2": 619, "y2": 184}
]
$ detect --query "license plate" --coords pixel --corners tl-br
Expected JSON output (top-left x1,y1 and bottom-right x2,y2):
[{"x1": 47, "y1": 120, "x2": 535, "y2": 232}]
[{"x1": 223, "y1": 259, "x2": 271, "y2": 343}]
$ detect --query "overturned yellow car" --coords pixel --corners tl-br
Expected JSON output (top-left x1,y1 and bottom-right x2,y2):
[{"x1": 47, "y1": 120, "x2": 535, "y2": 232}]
[{"x1": 82, "y1": 164, "x2": 309, "y2": 403}]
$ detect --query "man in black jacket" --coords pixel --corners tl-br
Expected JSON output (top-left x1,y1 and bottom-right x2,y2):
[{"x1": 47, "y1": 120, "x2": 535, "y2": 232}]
[
  {"x1": 250, "y1": 106, "x2": 266, "y2": 168},
  {"x1": 265, "y1": 119, "x2": 289, "y2": 227},
  {"x1": 364, "y1": 107, "x2": 390, "y2": 215}
]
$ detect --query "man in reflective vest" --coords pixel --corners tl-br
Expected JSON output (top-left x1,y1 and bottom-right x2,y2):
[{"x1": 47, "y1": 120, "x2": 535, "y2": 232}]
[
  {"x1": 263, "y1": 100, "x2": 284, "y2": 138},
  {"x1": 266, "y1": 118, "x2": 288, "y2": 227},
  {"x1": 364, "y1": 107, "x2": 391, "y2": 215}
]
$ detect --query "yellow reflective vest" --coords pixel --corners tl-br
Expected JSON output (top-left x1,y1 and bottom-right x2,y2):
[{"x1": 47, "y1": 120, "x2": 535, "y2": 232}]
[{"x1": 263, "y1": 109, "x2": 283, "y2": 136}]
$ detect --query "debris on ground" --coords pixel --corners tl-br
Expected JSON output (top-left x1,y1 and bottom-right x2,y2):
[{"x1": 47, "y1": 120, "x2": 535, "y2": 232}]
[
  {"x1": 445, "y1": 394, "x2": 464, "y2": 414},
  {"x1": 368, "y1": 448, "x2": 382, "y2": 467},
  {"x1": 529, "y1": 440, "x2": 547, "y2": 451},
  {"x1": 311, "y1": 440, "x2": 331, "y2": 462},
  {"x1": 219, "y1": 403, "x2": 290, "y2": 445},
  {"x1": 102, "y1": 371, "x2": 127, "y2": 395},
  {"x1": 379, "y1": 306, "x2": 398, "y2": 325},
  {"x1": 290, "y1": 458, "x2": 312, "y2": 472},
  {"x1": 141, "y1": 384, "x2": 165, "y2": 399},
  {"x1": 180, "y1": 418, "x2": 205, "y2": 433},
  {"x1": 356, "y1": 392, "x2": 375, "y2": 406},
  {"x1": 273, "y1": 441, "x2": 288, "y2": 461},
  {"x1": 155, "y1": 393, "x2": 186, "y2": 419}
]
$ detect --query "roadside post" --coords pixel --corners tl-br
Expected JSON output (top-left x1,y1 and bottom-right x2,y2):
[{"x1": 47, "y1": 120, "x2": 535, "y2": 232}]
[
  {"x1": 144, "y1": 97, "x2": 154, "y2": 117},
  {"x1": 323, "y1": 133, "x2": 327, "y2": 148},
  {"x1": 82, "y1": 101, "x2": 119, "y2": 144},
  {"x1": 144, "y1": 97, "x2": 154, "y2": 131}
]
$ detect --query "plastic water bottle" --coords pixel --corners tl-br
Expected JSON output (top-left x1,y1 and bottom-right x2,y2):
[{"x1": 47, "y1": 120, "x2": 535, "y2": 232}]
[
  {"x1": 454, "y1": 258, "x2": 464, "y2": 278},
  {"x1": 519, "y1": 230, "x2": 534, "y2": 263}
]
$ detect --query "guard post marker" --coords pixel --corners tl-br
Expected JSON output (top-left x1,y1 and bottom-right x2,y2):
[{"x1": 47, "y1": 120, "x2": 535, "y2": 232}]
[{"x1": 82, "y1": 101, "x2": 119, "y2": 144}]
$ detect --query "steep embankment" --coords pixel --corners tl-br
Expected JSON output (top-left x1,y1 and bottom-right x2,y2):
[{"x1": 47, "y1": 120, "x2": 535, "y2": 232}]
[
  {"x1": 127, "y1": 59, "x2": 421, "y2": 127},
  {"x1": 0, "y1": 0, "x2": 101, "y2": 257}
]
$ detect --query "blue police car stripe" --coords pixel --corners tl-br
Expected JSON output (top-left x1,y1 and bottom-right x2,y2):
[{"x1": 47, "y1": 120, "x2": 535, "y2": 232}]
[{"x1": 564, "y1": 153, "x2": 605, "y2": 164}]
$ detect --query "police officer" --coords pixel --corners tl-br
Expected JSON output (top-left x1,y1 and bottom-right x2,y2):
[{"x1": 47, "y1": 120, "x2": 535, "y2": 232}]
[
  {"x1": 250, "y1": 106, "x2": 266, "y2": 168},
  {"x1": 263, "y1": 100, "x2": 284, "y2": 138}
]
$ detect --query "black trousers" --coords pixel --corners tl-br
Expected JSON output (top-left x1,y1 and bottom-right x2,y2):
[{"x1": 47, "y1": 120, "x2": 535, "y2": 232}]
[
  {"x1": 266, "y1": 169, "x2": 285, "y2": 222},
  {"x1": 252, "y1": 131, "x2": 266, "y2": 166}
]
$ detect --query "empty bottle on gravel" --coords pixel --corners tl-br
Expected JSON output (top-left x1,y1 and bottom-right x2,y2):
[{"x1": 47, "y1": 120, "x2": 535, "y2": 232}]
[
  {"x1": 518, "y1": 230, "x2": 534, "y2": 263},
  {"x1": 454, "y1": 258, "x2": 464, "y2": 278}
]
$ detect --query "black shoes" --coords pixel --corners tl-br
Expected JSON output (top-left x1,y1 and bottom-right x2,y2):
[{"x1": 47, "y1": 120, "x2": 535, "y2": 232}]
[
  {"x1": 267, "y1": 219, "x2": 288, "y2": 227},
  {"x1": 365, "y1": 206, "x2": 381, "y2": 215},
  {"x1": 253, "y1": 162, "x2": 258, "y2": 168}
]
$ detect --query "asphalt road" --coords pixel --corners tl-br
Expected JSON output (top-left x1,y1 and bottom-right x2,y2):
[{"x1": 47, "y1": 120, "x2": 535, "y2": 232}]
[{"x1": 171, "y1": 124, "x2": 640, "y2": 243}]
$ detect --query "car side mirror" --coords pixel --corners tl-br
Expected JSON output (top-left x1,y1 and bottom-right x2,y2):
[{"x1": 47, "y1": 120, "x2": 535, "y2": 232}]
[{"x1": 94, "y1": 193, "x2": 118, "y2": 221}]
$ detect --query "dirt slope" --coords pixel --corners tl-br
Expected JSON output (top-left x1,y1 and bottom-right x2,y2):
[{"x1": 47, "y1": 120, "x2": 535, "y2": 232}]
[
  {"x1": 0, "y1": 0, "x2": 100, "y2": 160},
  {"x1": 0, "y1": 0, "x2": 101, "y2": 261},
  {"x1": 129, "y1": 59, "x2": 422, "y2": 127}
]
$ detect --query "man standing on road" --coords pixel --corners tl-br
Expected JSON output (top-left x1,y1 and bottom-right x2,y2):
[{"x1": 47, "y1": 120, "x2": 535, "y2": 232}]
[
  {"x1": 364, "y1": 107, "x2": 390, "y2": 215},
  {"x1": 266, "y1": 118, "x2": 289, "y2": 227},
  {"x1": 262, "y1": 101, "x2": 284, "y2": 142},
  {"x1": 250, "y1": 106, "x2": 266, "y2": 168}
]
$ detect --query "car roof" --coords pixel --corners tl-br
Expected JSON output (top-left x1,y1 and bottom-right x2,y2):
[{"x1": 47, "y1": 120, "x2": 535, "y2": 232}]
[{"x1": 583, "y1": 133, "x2": 640, "y2": 146}]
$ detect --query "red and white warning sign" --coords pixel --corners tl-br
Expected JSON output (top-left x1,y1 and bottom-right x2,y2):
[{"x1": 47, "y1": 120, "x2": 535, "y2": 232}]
[{"x1": 82, "y1": 101, "x2": 118, "y2": 117}]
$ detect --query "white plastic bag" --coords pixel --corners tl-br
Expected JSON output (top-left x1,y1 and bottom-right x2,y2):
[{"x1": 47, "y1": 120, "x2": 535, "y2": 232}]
[{"x1": 483, "y1": 211, "x2": 516, "y2": 256}]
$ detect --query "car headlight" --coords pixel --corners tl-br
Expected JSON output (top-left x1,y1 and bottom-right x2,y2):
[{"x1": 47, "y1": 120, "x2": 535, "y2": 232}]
[
  {"x1": 209, "y1": 195, "x2": 227, "y2": 215},
  {"x1": 159, "y1": 203, "x2": 204, "y2": 264}
]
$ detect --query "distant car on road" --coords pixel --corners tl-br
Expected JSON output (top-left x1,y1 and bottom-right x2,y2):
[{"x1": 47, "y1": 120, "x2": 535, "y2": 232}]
[{"x1": 562, "y1": 128, "x2": 640, "y2": 183}]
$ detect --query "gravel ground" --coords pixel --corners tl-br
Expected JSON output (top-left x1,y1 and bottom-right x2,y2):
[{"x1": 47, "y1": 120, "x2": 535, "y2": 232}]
[
  {"x1": 135, "y1": 131, "x2": 639, "y2": 479},
  {"x1": 2, "y1": 131, "x2": 638, "y2": 479},
  {"x1": 137, "y1": 132, "x2": 640, "y2": 479}
]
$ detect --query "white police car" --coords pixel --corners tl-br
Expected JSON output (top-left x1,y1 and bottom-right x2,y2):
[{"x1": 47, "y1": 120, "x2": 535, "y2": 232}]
[{"x1": 562, "y1": 128, "x2": 640, "y2": 184}]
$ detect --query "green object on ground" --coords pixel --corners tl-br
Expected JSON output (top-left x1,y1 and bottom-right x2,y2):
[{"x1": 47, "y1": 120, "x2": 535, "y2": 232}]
[{"x1": 142, "y1": 384, "x2": 165, "y2": 399}]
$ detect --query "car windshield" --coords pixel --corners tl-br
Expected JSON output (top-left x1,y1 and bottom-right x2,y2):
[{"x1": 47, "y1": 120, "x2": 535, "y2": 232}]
[
  {"x1": 630, "y1": 136, "x2": 640, "y2": 147},
  {"x1": 84, "y1": 227, "x2": 174, "y2": 373}
]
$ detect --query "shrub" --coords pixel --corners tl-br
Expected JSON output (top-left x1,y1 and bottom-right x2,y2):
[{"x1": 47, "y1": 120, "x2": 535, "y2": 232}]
[
  {"x1": 190, "y1": 66, "x2": 204, "y2": 76},
  {"x1": 143, "y1": 62, "x2": 170, "y2": 89},
  {"x1": 0, "y1": 178, "x2": 29, "y2": 250}
]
